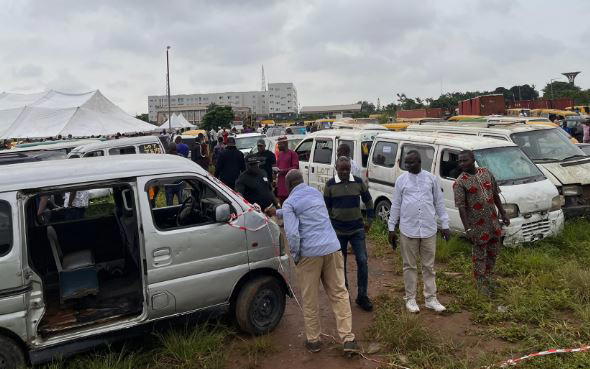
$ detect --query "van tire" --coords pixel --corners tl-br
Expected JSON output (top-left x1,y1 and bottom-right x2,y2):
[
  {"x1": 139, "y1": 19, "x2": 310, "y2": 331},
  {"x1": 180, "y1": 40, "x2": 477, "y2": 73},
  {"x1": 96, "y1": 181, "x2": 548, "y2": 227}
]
[
  {"x1": 375, "y1": 199, "x2": 391, "y2": 223},
  {"x1": 0, "y1": 335, "x2": 26, "y2": 369},
  {"x1": 235, "y1": 276, "x2": 286, "y2": 335}
]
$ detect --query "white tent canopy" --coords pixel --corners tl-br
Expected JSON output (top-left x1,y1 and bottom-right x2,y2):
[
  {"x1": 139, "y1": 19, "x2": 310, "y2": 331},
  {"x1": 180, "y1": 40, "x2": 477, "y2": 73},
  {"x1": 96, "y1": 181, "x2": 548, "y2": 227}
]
[
  {"x1": 162, "y1": 113, "x2": 195, "y2": 129},
  {"x1": 0, "y1": 90, "x2": 155, "y2": 139}
]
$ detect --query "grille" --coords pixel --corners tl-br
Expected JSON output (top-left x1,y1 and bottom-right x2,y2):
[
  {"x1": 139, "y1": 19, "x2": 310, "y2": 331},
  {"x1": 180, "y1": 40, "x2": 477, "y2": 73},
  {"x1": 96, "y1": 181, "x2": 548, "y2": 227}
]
[{"x1": 522, "y1": 218, "x2": 551, "y2": 240}]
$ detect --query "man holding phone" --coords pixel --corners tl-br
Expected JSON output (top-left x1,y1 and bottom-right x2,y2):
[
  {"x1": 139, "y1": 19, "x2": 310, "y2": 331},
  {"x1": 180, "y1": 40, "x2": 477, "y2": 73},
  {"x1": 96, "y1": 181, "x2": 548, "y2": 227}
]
[{"x1": 388, "y1": 150, "x2": 450, "y2": 313}]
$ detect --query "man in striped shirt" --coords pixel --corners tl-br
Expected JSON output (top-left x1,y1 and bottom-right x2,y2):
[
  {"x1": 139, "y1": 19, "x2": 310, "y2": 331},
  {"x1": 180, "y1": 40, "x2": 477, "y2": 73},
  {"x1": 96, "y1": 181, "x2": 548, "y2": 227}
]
[{"x1": 324, "y1": 156, "x2": 375, "y2": 311}]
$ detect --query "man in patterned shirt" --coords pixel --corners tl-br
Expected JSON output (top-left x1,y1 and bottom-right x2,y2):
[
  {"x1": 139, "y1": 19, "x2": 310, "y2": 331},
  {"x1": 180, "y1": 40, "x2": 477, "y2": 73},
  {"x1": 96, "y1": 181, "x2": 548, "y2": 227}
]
[{"x1": 453, "y1": 150, "x2": 510, "y2": 296}]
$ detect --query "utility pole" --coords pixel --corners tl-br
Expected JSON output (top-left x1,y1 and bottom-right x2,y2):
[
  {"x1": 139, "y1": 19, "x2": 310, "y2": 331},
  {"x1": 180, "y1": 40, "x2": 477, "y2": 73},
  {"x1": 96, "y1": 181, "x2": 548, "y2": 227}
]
[{"x1": 166, "y1": 46, "x2": 172, "y2": 132}]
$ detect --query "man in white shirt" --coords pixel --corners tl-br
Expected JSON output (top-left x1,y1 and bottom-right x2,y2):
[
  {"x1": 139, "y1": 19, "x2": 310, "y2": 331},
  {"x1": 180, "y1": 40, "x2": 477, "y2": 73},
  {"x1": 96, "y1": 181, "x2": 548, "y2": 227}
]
[{"x1": 388, "y1": 150, "x2": 450, "y2": 313}]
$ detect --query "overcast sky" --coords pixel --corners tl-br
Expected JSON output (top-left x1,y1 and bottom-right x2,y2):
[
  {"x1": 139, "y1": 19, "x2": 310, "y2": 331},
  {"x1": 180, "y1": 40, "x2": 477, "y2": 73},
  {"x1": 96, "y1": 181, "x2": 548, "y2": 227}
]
[{"x1": 1, "y1": 0, "x2": 589, "y2": 115}]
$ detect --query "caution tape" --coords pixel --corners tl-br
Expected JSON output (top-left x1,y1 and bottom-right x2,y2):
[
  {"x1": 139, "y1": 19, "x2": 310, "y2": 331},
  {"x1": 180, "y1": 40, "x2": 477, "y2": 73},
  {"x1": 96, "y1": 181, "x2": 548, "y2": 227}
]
[
  {"x1": 227, "y1": 204, "x2": 271, "y2": 232},
  {"x1": 484, "y1": 345, "x2": 590, "y2": 368}
]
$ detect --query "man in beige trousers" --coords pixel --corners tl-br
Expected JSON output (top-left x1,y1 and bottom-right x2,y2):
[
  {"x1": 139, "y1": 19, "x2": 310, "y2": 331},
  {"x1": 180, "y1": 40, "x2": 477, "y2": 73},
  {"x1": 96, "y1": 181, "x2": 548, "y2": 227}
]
[
  {"x1": 388, "y1": 151, "x2": 450, "y2": 313},
  {"x1": 266, "y1": 169, "x2": 359, "y2": 354}
]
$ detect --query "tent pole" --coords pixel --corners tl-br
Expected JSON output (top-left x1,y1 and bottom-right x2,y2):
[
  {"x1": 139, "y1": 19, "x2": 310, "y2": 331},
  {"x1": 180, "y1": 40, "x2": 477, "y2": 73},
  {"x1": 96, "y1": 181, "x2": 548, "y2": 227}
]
[{"x1": 166, "y1": 46, "x2": 171, "y2": 132}]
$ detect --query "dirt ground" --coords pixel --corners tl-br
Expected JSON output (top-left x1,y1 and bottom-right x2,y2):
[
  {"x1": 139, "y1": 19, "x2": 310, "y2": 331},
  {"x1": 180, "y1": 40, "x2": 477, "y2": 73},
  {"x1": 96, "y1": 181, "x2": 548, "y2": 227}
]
[{"x1": 225, "y1": 241, "x2": 511, "y2": 369}]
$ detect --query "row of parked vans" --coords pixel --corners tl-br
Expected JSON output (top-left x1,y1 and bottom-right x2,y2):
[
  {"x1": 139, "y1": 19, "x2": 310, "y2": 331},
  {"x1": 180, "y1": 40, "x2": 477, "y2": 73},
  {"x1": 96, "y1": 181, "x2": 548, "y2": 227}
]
[{"x1": 292, "y1": 121, "x2": 590, "y2": 245}]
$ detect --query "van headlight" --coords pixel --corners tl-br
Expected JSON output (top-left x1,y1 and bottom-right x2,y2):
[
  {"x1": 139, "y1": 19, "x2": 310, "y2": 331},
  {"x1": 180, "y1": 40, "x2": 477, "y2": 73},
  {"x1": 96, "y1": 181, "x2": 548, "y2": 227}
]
[
  {"x1": 550, "y1": 195, "x2": 564, "y2": 212},
  {"x1": 562, "y1": 185, "x2": 582, "y2": 196},
  {"x1": 503, "y1": 203, "x2": 519, "y2": 219}
]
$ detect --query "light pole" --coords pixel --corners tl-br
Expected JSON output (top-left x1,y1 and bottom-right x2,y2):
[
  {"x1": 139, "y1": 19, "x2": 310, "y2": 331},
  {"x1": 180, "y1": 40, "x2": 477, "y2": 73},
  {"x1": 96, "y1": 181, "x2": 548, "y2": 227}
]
[
  {"x1": 549, "y1": 78, "x2": 561, "y2": 101},
  {"x1": 166, "y1": 46, "x2": 171, "y2": 132}
]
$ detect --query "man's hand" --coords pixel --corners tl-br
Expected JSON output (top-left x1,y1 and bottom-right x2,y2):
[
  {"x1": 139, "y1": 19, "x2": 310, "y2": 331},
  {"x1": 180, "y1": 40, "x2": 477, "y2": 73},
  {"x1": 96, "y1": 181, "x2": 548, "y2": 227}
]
[
  {"x1": 264, "y1": 206, "x2": 277, "y2": 217},
  {"x1": 501, "y1": 215, "x2": 510, "y2": 226},
  {"x1": 388, "y1": 231, "x2": 397, "y2": 250},
  {"x1": 441, "y1": 228, "x2": 451, "y2": 241}
]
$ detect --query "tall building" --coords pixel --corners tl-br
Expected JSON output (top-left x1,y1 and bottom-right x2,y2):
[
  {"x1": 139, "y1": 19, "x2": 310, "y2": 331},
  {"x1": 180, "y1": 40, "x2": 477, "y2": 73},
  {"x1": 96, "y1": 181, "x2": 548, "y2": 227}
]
[{"x1": 148, "y1": 82, "x2": 298, "y2": 124}]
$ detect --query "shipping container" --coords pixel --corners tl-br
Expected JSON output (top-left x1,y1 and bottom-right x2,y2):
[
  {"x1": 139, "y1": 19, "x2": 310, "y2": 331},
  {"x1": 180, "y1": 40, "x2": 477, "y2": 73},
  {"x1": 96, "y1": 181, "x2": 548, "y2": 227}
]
[
  {"x1": 507, "y1": 98, "x2": 574, "y2": 110},
  {"x1": 458, "y1": 94, "x2": 504, "y2": 115},
  {"x1": 397, "y1": 108, "x2": 443, "y2": 119}
]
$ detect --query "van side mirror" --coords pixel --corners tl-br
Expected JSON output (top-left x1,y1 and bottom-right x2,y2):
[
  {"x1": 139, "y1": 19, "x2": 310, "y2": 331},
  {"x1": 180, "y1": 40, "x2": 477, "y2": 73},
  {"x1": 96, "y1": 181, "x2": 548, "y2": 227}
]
[{"x1": 215, "y1": 203, "x2": 231, "y2": 222}]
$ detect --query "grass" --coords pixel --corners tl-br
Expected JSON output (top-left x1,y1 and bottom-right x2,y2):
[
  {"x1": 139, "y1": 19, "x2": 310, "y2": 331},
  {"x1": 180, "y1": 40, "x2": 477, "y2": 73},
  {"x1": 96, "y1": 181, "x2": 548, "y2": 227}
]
[
  {"x1": 366, "y1": 218, "x2": 590, "y2": 369},
  {"x1": 236, "y1": 335, "x2": 277, "y2": 369}
]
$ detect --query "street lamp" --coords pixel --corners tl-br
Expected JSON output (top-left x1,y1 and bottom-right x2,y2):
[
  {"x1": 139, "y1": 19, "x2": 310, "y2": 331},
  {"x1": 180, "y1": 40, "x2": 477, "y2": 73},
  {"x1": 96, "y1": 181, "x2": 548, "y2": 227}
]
[
  {"x1": 166, "y1": 46, "x2": 171, "y2": 132},
  {"x1": 549, "y1": 77, "x2": 562, "y2": 101}
]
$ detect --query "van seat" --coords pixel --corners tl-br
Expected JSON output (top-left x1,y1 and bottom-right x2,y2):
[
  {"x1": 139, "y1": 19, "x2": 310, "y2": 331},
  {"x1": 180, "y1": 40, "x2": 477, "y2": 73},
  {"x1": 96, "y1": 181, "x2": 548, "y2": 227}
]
[{"x1": 62, "y1": 249, "x2": 94, "y2": 270}]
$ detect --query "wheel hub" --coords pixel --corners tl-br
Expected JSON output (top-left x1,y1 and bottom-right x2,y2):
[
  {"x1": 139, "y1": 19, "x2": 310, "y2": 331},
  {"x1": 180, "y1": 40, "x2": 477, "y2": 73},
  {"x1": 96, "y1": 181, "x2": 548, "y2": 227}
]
[
  {"x1": 252, "y1": 289, "x2": 276, "y2": 325},
  {"x1": 0, "y1": 354, "x2": 7, "y2": 369}
]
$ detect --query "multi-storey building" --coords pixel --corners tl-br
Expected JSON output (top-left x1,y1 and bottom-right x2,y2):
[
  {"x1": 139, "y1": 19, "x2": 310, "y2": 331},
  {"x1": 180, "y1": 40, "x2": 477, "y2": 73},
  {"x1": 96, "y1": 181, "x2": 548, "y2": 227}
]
[{"x1": 148, "y1": 82, "x2": 297, "y2": 124}]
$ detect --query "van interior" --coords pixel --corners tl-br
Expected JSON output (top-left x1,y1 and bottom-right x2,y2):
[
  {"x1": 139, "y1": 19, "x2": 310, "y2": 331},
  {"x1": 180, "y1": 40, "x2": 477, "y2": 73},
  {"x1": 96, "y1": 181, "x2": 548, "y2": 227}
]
[{"x1": 25, "y1": 183, "x2": 144, "y2": 338}]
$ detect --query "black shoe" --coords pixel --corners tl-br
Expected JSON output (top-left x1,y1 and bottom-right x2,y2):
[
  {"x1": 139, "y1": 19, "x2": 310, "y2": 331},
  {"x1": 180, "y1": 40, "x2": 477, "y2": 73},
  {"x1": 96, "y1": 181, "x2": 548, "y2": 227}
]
[
  {"x1": 304, "y1": 339, "x2": 322, "y2": 353},
  {"x1": 343, "y1": 340, "x2": 361, "y2": 354},
  {"x1": 356, "y1": 296, "x2": 374, "y2": 312}
]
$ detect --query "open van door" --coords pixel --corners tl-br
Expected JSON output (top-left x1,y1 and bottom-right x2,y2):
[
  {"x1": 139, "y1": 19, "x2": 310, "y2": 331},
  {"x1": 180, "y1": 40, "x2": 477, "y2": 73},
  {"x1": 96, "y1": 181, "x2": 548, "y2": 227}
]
[
  {"x1": 294, "y1": 138, "x2": 314, "y2": 184},
  {"x1": 308, "y1": 137, "x2": 335, "y2": 192},
  {"x1": 435, "y1": 147, "x2": 464, "y2": 232}
]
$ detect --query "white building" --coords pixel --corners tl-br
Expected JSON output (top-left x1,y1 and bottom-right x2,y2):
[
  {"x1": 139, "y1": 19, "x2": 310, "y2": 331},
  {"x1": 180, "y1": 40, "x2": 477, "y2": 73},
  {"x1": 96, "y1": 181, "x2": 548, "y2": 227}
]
[{"x1": 148, "y1": 82, "x2": 298, "y2": 123}]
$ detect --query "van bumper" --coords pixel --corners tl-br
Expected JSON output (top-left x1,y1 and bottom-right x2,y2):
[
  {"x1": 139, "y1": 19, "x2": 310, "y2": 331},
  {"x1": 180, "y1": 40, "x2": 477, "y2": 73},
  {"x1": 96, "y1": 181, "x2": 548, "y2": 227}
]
[
  {"x1": 503, "y1": 210, "x2": 564, "y2": 247},
  {"x1": 562, "y1": 204, "x2": 590, "y2": 219}
]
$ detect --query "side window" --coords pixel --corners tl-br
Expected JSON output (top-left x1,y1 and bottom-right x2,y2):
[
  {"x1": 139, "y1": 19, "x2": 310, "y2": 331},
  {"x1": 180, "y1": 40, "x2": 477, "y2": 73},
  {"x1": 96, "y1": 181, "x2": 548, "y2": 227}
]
[
  {"x1": 361, "y1": 141, "x2": 373, "y2": 167},
  {"x1": 109, "y1": 146, "x2": 136, "y2": 155},
  {"x1": 295, "y1": 139, "x2": 313, "y2": 161},
  {"x1": 83, "y1": 150, "x2": 104, "y2": 157},
  {"x1": 147, "y1": 178, "x2": 231, "y2": 231},
  {"x1": 0, "y1": 201, "x2": 12, "y2": 257},
  {"x1": 482, "y1": 134, "x2": 508, "y2": 141},
  {"x1": 313, "y1": 139, "x2": 333, "y2": 164},
  {"x1": 439, "y1": 149, "x2": 461, "y2": 179},
  {"x1": 371, "y1": 141, "x2": 398, "y2": 168},
  {"x1": 337, "y1": 140, "x2": 354, "y2": 159},
  {"x1": 400, "y1": 144, "x2": 435, "y2": 172}
]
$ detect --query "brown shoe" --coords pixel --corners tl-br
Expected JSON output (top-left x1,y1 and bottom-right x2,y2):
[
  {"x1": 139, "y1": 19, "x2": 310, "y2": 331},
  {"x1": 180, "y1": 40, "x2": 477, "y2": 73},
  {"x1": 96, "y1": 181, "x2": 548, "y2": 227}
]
[{"x1": 305, "y1": 340, "x2": 322, "y2": 353}]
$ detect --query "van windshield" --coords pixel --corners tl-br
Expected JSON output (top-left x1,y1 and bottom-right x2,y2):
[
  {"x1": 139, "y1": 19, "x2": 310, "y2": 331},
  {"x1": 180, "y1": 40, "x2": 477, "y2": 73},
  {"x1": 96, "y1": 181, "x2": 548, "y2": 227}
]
[
  {"x1": 510, "y1": 128, "x2": 585, "y2": 162},
  {"x1": 235, "y1": 136, "x2": 264, "y2": 150},
  {"x1": 474, "y1": 146, "x2": 545, "y2": 185}
]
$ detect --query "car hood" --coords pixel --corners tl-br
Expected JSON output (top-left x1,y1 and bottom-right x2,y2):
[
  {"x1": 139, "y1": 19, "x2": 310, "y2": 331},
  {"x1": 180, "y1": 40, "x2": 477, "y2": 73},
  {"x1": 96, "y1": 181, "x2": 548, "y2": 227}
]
[
  {"x1": 500, "y1": 179, "x2": 558, "y2": 214},
  {"x1": 537, "y1": 160, "x2": 590, "y2": 186}
]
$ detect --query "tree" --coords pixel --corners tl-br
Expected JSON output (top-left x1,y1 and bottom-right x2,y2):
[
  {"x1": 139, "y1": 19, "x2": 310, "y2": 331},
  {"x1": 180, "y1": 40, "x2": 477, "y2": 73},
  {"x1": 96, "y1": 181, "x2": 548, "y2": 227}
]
[
  {"x1": 396, "y1": 93, "x2": 425, "y2": 110},
  {"x1": 356, "y1": 100, "x2": 376, "y2": 114},
  {"x1": 509, "y1": 84, "x2": 538, "y2": 100},
  {"x1": 135, "y1": 113, "x2": 150, "y2": 122},
  {"x1": 201, "y1": 103, "x2": 234, "y2": 131},
  {"x1": 542, "y1": 81, "x2": 580, "y2": 99}
]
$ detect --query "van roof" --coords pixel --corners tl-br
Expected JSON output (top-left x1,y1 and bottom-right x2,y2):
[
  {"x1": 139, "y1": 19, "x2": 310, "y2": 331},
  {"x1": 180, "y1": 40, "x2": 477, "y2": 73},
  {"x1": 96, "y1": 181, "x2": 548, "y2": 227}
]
[
  {"x1": 70, "y1": 136, "x2": 161, "y2": 153},
  {"x1": 304, "y1": 129, "x2": 381, "y2": 140},
  {"x1": 407, "y1": 122, "x2": 554, "y2": 135},
  {"x1": 375, "y1": 131, "x2": 517, "y2": 150},
  {"x1": 0, "y1": 154, "x2": 205, "y2": 192},
  {"x1": 9, "y1": 139, "x2": 102, "y2": 153}
]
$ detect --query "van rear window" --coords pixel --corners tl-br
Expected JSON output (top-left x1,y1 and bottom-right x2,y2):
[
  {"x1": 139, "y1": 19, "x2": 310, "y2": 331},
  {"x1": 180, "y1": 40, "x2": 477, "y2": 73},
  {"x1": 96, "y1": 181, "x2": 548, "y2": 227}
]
[
  {"x1": 0, "y1": 201, "x2": 12, "y2": 257},
  {"x1": 138, "y1": 143, "x2": 163, "y2": 154}
]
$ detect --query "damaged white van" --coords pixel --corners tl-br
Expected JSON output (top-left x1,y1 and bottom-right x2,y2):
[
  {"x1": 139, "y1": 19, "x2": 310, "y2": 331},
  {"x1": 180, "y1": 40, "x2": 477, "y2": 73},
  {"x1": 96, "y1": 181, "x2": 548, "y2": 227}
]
[
  {"x1": 0, "y1": 155, "x2": 289, "y2": 368},
  {"x1": 367, "y1": 132, "x2": 564, "y2": 245}
]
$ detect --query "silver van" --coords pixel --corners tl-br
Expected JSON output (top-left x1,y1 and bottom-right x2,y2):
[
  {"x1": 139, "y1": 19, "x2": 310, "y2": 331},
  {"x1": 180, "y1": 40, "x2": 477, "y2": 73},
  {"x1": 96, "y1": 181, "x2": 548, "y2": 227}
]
[
  {"x1": 0, "y1": 155, "x2": 289, "y2": 367},
  {"x1": 68, "y1": 136, "x2": 165, "y2": 158}
]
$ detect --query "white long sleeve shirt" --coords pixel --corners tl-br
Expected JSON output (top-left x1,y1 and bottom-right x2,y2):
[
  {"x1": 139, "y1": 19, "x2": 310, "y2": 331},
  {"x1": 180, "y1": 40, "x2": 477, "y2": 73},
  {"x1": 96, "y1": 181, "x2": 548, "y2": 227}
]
[{"x1": 388, "y1": 170, "x2": 449, "y2": 238}]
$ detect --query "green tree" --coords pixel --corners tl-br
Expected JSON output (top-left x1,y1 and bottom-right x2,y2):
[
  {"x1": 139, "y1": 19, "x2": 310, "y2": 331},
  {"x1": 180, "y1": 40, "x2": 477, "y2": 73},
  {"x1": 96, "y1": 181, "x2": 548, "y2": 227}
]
[
  {"x1": 542, "y1": 81, "x2": 580, "y2": 99},
  {"x1": 509, "y1": 84, "x2": 538, "y2": 100},
  {"x1": 201, "y1": 103, "x2": 234, "y2": 131},
  {"x1": 396, "y1": 93, "x2": 425, "y2": 110},
  {"x1": 356, "y1": 100, "x2": 376, "y2": 114},
  {"x1": 135, "y1": 113, "x2": 150, "y2": 122}
]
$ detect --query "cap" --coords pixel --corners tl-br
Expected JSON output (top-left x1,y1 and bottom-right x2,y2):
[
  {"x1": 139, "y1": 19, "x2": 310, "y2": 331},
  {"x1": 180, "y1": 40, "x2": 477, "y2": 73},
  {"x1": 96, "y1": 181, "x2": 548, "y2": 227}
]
[
  {"x1": 257, "y1": 139, "x2": 266, "y2": 146},
  {"x1": 227, "y1": 137, "x2": 236, "y2": 146},
  {"x1": 246, "y1": 156, "x2": 263, "y2": 165},
  {"x1": 277, "y1": 135, "x2": 288, "y2": 143}
]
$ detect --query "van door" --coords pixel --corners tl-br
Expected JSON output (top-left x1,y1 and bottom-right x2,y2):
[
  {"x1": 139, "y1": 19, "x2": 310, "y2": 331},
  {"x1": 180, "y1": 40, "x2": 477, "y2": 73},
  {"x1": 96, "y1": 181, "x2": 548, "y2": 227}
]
[
  {"x1": 397, "y1": 143, "x2": 437, "y2": 174},
  {"x1": 137, "y1": 174, "x2": 249, "y2": 319},
  {"x1": 436, "y1": 147, "x2": 463, "y2": 231},
  {"x1": 367, "y1": 140, "x2": 399, "y2": 221},
  {"x1": 308, "y1": 137, "x2": 335, "y2": 192},
  {"x1": 295, "y1": 138, "x2": 314, "y2": 183}
]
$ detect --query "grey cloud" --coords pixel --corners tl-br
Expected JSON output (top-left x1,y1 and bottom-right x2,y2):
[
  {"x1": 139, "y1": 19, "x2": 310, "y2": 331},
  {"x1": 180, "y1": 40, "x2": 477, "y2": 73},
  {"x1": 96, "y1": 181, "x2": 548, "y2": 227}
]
[{"x1": 13, "y1": 64, "x2": 44, "y2": 78}]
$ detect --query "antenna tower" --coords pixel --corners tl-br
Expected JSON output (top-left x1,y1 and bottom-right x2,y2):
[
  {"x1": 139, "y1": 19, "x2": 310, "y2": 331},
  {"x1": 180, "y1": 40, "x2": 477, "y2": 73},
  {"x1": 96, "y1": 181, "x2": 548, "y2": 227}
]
[
  {"x1": 562, "y1": 71, "x2": 581, "y2": 85},
  {"x1": 261, "y1": 65, "x2": 267, "y2": 91}
]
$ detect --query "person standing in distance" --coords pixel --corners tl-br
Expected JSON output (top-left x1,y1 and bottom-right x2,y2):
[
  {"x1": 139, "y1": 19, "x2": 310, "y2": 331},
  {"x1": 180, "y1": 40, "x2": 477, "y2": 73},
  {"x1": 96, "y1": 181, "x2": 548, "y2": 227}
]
[
  {"x1": 324, "y1": 156, "x2": 375, "y2": 311},
  {"x1": 276, "y1": 136, "x2": 299, "y2": 204},
  {"x1": 254, "y1": 139, "x2": 276, "y2": 180},
  {"x1": 453, "y1": 150, "x2": 509, "y2": 296},
  {"x1": 235, "y1": 156, "x2": 278, "y2": 210},
  {"x1": 388, "y1": 150, "x2": 450, "y2": 313},
  {"x1": 175, "y1": 136, "x2": 189, "y2": 158},
  {"x1": 265, "y1": 170, "x2": 360, "y2": 355},
  {"x1": 336, "y1": 143, "x2": 361, "y2": 178}
]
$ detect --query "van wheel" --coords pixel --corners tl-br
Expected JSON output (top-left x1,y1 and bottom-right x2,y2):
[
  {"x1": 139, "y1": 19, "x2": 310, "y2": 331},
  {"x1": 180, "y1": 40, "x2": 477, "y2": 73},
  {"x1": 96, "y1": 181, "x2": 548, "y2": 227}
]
[
  {"x1": 375, "y1": 199, "x2": 391, "y2": 223},
  {"x1": 0, "y1": 336, "x2": 25, "y2": 369},
  {"x1": 235, "y1": 276, "x2": 286, "y2": 335}
]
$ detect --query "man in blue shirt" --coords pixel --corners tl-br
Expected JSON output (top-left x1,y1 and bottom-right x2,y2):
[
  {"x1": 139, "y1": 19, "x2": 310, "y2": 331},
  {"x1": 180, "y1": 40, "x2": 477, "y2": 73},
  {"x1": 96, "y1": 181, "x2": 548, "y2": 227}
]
[
  {"x1": 266, "y1": 169, "x2": 359, "y2": 355},
  {"x1": 175, "y1": 136, "x2": 189, "y2": 158}
]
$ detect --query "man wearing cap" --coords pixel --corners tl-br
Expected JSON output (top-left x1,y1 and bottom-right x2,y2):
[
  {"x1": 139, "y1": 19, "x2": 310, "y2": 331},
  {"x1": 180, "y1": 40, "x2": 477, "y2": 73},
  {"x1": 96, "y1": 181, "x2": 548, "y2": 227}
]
[
  {"x1": 276, "y1": 136, "x2": 299, "y2": 204},
  {"x1": 236, "y1": 156, "x2": 278, "y2": 210},
  {"x1": 215, "y1": 136, "x2": 245, "y2": 190},
  {"x1": 254, "y1": 139, "x2": 276, "y2": 180}
]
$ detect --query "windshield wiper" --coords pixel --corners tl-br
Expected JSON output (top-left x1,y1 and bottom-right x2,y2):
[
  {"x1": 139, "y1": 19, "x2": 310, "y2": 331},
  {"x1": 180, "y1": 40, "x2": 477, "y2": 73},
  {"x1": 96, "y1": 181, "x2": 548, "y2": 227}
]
[
  {"x1": 533, "y1": 158, "x2": 558, "y2": 163},
  {"x1": 562, "y1": 154, "x2": 587, "y2": 161}
]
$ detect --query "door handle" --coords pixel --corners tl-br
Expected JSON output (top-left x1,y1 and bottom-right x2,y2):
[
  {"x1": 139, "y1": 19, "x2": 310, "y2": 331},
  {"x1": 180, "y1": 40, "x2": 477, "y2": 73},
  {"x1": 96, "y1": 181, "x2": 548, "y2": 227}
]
[
  {"x1": 153, "y1": 248, "x2": 172, "y2": 267},
  {"x1": 312, "y1": 167, "x2": 315, "y2": 173},
  {"x1": 304, "y1": 165, "x2": 309, "y2": 169},
  {"x1": 153, "y1": 249, "x2": 170, "y2": 257}
]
